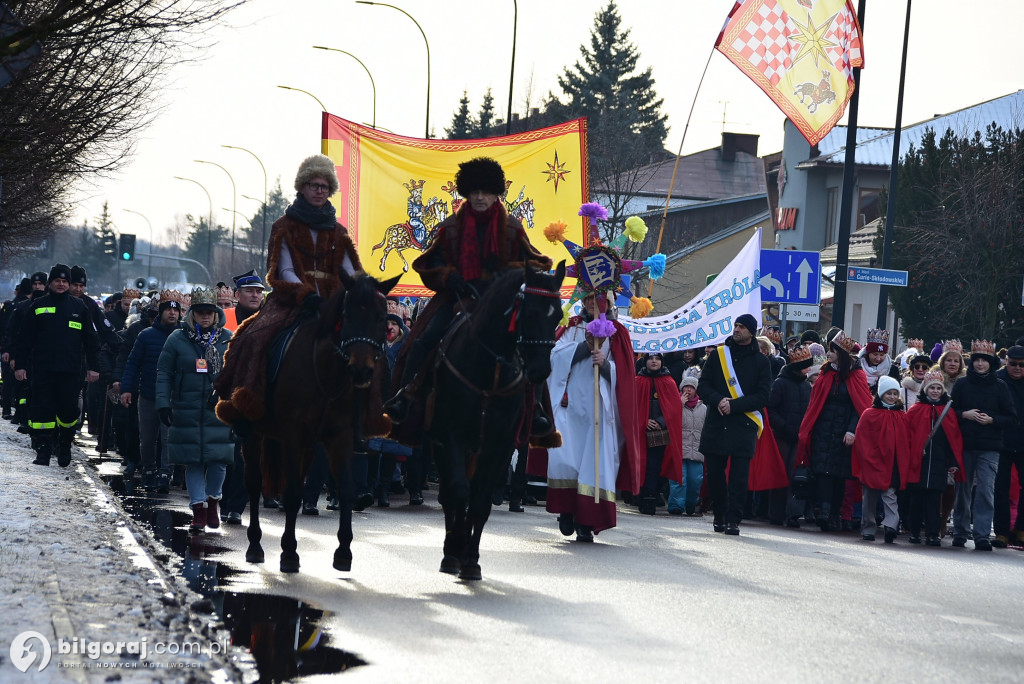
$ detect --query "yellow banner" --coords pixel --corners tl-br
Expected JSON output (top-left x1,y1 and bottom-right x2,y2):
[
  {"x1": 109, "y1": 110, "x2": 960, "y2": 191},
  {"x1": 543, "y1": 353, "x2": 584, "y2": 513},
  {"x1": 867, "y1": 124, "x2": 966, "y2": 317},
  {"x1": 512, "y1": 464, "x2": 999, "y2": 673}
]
[
  {"x1": 716, "y1": 0, "x2": 864, "y2": 145},
  {"x1": 322, "y1": 115, "x2": 589, "y2": 297}
]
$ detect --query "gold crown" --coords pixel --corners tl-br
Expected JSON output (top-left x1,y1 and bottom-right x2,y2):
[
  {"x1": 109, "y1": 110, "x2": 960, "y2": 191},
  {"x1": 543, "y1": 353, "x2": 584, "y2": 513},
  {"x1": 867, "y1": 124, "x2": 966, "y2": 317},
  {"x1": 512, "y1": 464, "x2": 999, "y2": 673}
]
[
  {"x1": 906, "y1": 338, "x2": 923, "y2": 350},
  {"x1": 159, "y1": 289, "x2": 184, "y2": 306},
  {"x1": 831, "y1": 330, "x2": 858, "y2": 354},
  {"x1": 403, "y1": 178, "x2": 425, "y2": 192},
  {"x1": 789, "y1": 346, "x2": 812, "y2": 364},
  {"x1": 189, "y1": 287, "x2": 217, "y2": 307},
  {"x1": 215, "y1": 284, "x2": 234, "y2": 300},
  {"x1": 866, "y1": 328, "x2": 889, "y2": 345},
  {"x1": 122, "y1": 288, "x2": 141, "y2": 301},
  {"x1": 922, "y1": 370, "x2": 945, "y2": 389},
  {"x1": 971, "y1": 339, "x2": 996, "y2": 356},
  {"x1": 943, "y1": 339, "x2": 963, "y2": 354},
  {"x1": 765, "y1": 328, "x2": 782, "y2": 344}
]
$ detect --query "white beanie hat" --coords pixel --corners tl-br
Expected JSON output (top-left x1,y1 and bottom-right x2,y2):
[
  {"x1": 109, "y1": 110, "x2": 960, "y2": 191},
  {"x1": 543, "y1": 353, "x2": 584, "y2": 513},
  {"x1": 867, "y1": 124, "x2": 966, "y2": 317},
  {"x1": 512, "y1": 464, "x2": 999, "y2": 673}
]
[{"x1": 877, "y1": 375, "x2": 900, "y2": 397}]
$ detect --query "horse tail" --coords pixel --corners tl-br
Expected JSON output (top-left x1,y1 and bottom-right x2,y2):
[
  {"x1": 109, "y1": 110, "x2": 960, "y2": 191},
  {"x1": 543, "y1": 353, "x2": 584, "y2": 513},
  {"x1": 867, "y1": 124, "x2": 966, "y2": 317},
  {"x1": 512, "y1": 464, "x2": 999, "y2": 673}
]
[{"x1": 371, "y1": 227, "x2": 392, "y2": 252}]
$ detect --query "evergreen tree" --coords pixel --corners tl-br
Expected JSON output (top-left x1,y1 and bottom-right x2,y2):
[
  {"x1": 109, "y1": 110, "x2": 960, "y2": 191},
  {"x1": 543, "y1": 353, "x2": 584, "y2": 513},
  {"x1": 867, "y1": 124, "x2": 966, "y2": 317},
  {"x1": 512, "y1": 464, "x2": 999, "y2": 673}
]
[
  {"x1": 546, "y1": 1, "x2": 669, "y2": 240},
  {"x1": 474, "y1": 88, "x2": 496, "y2": 138},
  {"x1": 445, "y1": 91, "x2": 475, "y2": 140},
  {"x1": 883, "y1": 124, "x2": 1024, "y2": 342}
]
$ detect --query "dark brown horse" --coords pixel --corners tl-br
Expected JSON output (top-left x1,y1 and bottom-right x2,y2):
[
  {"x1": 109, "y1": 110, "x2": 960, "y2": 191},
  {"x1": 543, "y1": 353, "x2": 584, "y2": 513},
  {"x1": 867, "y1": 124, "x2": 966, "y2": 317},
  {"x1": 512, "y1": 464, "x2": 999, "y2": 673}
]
[
  {"x1": 243, "y1": 270, "x2": 400, "y2": 573},
  {"x1": 428, "y1": 262, "x2": 565, "y2": 580}
]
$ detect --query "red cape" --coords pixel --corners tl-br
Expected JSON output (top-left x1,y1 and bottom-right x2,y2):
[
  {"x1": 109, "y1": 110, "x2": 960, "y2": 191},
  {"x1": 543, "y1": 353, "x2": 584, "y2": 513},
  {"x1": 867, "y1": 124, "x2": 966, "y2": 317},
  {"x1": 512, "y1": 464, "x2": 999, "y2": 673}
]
[
  {"x1": 906, "y1": 401, "x2": 965, "y2": 484},
  {"x1": 797, "y1": 366, "x2": 873, "y2": 467},
  {"x1": 635, "y1": 372, "x2": 683, "y2": 483},
  {"x1": 748, "y1": 409, "x2": 790, "y2": 491},
  {"x1": 852, "y1": 407, "x2": 912, "y2": 490},
  {"x1": 526, "y1": 318, "x2": 643, "y2": 494}
]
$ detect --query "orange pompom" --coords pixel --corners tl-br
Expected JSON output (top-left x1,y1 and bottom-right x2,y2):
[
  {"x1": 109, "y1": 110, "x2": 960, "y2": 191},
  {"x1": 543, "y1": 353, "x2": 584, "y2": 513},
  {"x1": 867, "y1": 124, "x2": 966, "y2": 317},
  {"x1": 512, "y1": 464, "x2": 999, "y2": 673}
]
[{"x1": 544, "y1": 220, "x2": 568, "y2": 244}]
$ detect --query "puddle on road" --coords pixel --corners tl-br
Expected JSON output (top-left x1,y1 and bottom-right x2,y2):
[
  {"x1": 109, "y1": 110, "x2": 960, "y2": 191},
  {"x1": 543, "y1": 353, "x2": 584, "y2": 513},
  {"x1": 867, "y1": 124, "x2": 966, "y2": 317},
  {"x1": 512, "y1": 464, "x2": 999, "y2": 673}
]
[{"x1": 101, "y1": 472, "x2": 367, "y2": 681}]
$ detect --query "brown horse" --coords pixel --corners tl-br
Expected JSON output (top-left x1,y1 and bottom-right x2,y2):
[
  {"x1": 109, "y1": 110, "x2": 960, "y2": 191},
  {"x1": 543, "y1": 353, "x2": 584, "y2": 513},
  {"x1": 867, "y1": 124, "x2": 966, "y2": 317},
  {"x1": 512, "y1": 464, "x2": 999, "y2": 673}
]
[
  {"x1": 242, "y1": 269, "x2": 400, "y2": 573},
  {"x1": 428, "y1": 262, "x2": 565, "y2": 580}
]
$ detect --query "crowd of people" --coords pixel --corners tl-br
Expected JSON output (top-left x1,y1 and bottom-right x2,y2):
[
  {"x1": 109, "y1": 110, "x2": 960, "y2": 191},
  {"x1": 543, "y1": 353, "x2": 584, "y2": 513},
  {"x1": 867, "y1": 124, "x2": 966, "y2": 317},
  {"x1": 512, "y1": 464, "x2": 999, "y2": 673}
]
[{"x1": 1, "y1": 152, "x2": 1021, "y2": 556}]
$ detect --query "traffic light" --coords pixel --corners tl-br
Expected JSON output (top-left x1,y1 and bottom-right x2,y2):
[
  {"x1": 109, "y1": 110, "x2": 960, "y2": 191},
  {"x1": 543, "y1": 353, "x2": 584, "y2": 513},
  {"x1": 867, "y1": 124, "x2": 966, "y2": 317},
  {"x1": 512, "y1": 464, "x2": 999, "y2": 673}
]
[
  {"x1": 119, "y1": 233, "x2": 136, "y2": 261},
  {"x1": 102, "y1": 234, "x2": 117, "y2": 257}
]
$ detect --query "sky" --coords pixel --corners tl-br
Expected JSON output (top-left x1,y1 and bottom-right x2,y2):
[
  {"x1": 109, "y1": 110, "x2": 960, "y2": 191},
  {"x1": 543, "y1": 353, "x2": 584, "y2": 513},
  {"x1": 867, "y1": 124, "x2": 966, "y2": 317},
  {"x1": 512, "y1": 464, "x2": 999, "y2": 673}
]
[{"x1": 69, "y1": 0, "x2": 1024, "y2": 246}]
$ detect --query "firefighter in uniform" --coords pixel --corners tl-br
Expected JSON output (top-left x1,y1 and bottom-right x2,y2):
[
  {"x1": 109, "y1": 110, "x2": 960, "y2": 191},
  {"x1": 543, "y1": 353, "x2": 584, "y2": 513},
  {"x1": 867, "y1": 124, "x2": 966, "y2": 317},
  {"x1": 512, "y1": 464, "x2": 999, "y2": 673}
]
[
  {"x1": 13, "y1": 264, "x2": 101, "y2": 466},
  {"x1": 4, "y1": 272, "x2": 49, "y2": 430}
]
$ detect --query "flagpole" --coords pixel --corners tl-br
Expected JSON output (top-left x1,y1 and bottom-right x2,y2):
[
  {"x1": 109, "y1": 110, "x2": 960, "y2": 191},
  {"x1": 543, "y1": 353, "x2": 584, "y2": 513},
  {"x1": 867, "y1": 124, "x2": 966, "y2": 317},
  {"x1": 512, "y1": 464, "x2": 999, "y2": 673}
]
[
  {"x1": 829, "y1": 0, "x2": 867, "y2": 331},
  {"x1": 647, "y1": 47, "x2": 716, "y2": 299},
  {"x1": 875, "y1": 0, "x2": 912, "y2": 330}
]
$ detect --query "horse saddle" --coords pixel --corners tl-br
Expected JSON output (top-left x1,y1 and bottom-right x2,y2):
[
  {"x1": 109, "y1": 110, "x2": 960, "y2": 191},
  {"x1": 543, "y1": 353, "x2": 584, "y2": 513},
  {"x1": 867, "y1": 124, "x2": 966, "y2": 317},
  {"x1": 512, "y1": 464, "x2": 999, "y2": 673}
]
[{"x1": 266, "y1": 311, "x2": 313, "y2": 391}]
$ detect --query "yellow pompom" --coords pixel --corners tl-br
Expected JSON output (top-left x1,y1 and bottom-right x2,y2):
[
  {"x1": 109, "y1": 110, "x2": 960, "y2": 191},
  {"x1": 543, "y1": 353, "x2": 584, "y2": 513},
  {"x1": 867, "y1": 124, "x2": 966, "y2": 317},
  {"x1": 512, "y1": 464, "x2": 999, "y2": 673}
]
[
  {"x1": 623, "y1": 216, "x2": 648, "y2": 243},
  {"x1": 559, "y1": 301, "x2": 572, "y2": 326},
  {"x1": 628, "y1": 296, "x2": 653, "y2": 318},
  {"x1": 544, "y1": 220, "x2": 568, "y2": 244}
]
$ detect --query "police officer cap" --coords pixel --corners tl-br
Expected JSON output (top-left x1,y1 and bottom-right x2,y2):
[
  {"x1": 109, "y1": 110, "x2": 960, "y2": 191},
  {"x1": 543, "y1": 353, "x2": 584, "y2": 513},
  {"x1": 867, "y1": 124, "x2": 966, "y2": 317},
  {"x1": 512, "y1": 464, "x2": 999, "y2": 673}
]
[{"x1": 232, "y1": 269, "x2": 265, "y2": 291}]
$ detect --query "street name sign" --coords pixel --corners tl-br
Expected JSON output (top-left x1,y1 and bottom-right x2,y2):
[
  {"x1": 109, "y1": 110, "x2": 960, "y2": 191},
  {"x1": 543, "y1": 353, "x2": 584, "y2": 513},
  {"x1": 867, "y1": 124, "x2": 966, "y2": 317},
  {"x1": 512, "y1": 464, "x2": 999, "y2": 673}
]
[{"x1": 847, "y1": 266, "x2": 908, "y2": 287}]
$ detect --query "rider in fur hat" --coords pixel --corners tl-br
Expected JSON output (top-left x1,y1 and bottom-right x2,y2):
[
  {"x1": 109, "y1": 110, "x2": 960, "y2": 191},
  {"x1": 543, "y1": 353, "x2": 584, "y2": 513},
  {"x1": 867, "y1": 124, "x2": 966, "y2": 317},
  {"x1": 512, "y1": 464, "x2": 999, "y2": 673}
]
[{"x1": 385, "y1": 157, "x2": 551, "y2": 427}]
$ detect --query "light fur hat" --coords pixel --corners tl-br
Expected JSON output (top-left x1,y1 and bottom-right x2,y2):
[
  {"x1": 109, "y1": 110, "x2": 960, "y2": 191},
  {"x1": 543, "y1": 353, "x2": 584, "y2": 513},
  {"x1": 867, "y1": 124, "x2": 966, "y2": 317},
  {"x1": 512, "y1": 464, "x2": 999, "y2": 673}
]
[{"x1": 294, "y1": 154, "x2": 339, "y2": 195}]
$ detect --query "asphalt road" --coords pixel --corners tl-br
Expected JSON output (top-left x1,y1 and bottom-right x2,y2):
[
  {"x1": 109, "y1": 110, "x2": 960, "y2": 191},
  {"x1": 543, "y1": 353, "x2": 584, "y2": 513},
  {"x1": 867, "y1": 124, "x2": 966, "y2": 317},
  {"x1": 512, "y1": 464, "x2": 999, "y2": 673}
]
[{"x1": 126, "y1": 474, "x2": 1024, "y2": 684}]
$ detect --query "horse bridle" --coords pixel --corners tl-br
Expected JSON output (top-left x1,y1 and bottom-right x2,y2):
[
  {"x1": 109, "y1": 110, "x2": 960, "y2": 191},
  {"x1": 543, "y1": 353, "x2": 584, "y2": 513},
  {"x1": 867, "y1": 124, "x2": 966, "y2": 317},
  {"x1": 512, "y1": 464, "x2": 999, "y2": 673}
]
[
  {"x1": 505, "y1": 283, "x2": 561, "y2": 349},
  {"x1": 333, "y1": 335, "x2": 384, "y2": 362}
]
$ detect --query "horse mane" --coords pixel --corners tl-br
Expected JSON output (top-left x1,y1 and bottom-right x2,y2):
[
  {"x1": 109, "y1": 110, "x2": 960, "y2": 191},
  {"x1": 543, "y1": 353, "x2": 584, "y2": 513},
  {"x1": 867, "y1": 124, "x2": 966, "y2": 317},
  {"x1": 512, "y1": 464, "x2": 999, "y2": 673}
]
[
  {"x1": 315, "y1": 282, "x2": 350, "y2": 338},
  {"x1": 467, "y1": 269, "x2": 526, "y2": 338}
]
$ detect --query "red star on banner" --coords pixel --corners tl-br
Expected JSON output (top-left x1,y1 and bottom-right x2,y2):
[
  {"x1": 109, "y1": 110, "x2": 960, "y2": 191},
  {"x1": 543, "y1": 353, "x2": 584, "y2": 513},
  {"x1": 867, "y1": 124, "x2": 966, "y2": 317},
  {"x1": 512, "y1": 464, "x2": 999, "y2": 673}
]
[{"x1": 543, "y1": 150, "x2": 570, "y2": 192}]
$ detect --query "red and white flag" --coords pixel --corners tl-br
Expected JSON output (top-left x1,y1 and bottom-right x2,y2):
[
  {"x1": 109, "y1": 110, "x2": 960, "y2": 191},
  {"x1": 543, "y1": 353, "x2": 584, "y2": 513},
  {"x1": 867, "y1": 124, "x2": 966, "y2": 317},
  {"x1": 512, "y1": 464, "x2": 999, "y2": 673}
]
[{"x1": 716, "y1": 0, "x2": 864, "y2": 145}]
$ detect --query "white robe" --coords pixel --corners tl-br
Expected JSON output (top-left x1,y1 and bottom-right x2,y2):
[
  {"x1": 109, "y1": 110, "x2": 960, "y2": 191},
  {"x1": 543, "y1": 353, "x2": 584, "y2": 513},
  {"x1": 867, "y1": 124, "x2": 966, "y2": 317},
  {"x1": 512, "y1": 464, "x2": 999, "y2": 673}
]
[{"x1": 546, "y1": 322, "x2": 624, "y2": 502}]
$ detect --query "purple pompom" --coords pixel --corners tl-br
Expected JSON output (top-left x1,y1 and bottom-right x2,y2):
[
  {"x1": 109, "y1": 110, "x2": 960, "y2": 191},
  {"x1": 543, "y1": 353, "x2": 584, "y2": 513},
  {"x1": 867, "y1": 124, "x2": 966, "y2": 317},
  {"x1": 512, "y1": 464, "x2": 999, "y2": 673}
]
[
  {"x1": 578, "y1": 202, "x2": 609, "y2": 226},
  {"x1": 586, "y1": 313, "x2": 616, "y2": 339}
]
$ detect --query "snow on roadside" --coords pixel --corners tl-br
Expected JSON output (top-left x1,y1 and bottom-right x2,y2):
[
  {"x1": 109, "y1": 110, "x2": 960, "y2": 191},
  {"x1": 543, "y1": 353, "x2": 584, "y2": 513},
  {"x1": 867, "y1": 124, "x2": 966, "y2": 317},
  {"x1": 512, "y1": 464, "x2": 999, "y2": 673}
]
[{"x1": 0, "y1": 419, "x2": 255, "y2": 683}]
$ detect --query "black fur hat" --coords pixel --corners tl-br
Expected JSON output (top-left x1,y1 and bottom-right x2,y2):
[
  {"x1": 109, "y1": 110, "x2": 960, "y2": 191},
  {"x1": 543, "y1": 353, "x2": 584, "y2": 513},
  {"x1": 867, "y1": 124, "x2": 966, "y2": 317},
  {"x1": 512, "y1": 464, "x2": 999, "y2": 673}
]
[
  {"x1": 70, "y1": 265, "x2": 87, "y2": 285},
  {"x1": 455, "y1": 157, "x2": 506, "y2": 197},
  {"x1": 48, "y1": 263, "x2": 71, "y2": 284}
]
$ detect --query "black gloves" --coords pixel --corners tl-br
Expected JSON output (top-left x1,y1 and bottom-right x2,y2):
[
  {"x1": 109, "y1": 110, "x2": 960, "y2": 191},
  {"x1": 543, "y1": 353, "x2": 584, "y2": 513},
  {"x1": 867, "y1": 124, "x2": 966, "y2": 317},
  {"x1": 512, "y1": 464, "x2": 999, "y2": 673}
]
[
  {"x1": 303, "y1": 293, "x2": 324, "y2": 312},
  {"x1": 159, "y1": 407, "x2": 173, "y2": 427},
  {"x1": 447, "y1": 272, "x2": 466, "y2": 293}
]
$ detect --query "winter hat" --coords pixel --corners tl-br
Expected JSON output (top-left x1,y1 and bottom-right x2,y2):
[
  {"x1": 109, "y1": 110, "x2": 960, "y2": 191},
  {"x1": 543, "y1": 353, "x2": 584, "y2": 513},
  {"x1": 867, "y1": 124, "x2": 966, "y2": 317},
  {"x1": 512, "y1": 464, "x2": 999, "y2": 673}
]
[
  {"x1": 680, "y1": 367, "x2": 701, "y2": 390},
  {"x1": 865, "y1": 328, "x2": 890, "y2": 355},
  {"x1": 877, "y1": 375, "x2": 900, "y2": 397},
  {"x1": 294, "y1": 154, "x2": 339, "y2": 196},
  {"x1": 808, "y1": 342, "x2": 826, "y2": 359},
  {"x1": 455, "y1": 157, "x2": 506, "y2": 197},
  {"x1": 909, "y1": 353, "x2": 933, "y2": 370},
  {"x1": 385, "y1": 313, "x2": 403, "y2": 326},
  {"x1": 17, "y1": 277, "x2": 31, "y2": 294},
  {"x1": 787, "y1": 345, "x2": 813, "y2": 370},
  {"x1": 799, "y1": 329, "x2": 821, "y2": 345},
  {"x1": 69, "y1": 265, "x2": 87, "y2": 285},
  {"x1": 735, "y1": 313, "x2": 759, "y2": 335},
  {"x1": 48, "y1": 263, "x2": 71, "y2": 284},
  {"x1": 1007, "y1": 346, "x2": 1024, "y2": 361},
  {"x1": 929, "y1": 342, "x2": 944, "y2": 363},
  {"x1": 921, "y1": 371, "x2": 945, "y2": 393},
  {"x1": 30, "y1": 271, "x2": 47, "y2": 285}
]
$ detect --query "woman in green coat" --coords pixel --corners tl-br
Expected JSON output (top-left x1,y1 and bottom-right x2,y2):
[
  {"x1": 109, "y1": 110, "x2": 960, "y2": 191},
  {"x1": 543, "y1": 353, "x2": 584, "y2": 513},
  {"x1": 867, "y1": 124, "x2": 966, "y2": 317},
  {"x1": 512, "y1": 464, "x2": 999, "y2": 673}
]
[{"x1": 156, "y1": 287, "x2": 234, "y2": 532}]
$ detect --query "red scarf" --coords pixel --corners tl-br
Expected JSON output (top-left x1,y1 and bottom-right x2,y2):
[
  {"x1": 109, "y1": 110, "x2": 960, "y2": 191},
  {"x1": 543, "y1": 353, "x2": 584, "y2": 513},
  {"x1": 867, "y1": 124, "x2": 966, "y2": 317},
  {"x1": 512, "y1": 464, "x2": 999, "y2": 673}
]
[{"x1": 459, "y1": 204, "x2": 501, "y2": 282}]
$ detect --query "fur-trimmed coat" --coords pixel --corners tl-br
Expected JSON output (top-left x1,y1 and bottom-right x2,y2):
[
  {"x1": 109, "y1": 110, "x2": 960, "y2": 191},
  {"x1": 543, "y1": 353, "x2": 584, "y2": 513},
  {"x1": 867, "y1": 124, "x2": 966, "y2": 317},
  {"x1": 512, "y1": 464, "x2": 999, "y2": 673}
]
[{"x1": 265, "y1": 215, "x2": 361, "y2": 305}]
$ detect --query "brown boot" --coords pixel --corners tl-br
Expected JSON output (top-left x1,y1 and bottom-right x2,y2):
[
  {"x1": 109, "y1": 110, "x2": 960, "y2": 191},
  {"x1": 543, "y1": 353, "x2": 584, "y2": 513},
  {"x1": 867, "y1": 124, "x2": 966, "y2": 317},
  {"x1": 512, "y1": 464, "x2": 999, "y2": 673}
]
[
  {"x1": 206, "y1": 498, "x2": 220, "y2": 529},
  {"x1": 190, "y1": 503, "x2": 207, "y2": 533}
]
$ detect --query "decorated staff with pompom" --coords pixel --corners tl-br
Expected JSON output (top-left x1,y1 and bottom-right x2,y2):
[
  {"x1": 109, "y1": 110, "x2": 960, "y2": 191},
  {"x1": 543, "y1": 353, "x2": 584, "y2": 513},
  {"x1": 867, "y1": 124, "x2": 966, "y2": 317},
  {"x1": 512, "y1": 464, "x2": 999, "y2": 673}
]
[{"x1": 537, "y1": 203, "x2": 666, "y2": 541}]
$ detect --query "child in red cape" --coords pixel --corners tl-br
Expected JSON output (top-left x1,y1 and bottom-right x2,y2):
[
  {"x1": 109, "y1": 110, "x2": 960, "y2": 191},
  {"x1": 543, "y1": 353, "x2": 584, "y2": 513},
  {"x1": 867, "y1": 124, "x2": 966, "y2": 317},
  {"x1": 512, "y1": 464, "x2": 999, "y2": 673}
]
[
  {"x1": 853, "y1": 375, "x2": 911, "y2": 543},
  {"x1": 905, "y1": 371, "x2": 965, "y2": 546},
  {"x1": 635, "y1": 353, "x2": 683, "y2": 515}
]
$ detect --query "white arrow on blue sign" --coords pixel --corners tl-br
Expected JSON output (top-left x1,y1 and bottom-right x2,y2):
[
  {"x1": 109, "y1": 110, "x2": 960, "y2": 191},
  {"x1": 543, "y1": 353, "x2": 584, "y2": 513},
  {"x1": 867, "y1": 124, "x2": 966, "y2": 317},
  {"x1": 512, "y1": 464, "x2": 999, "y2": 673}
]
[{"x1": 760, "y1": 249, "x2": 821, "y2": 305}]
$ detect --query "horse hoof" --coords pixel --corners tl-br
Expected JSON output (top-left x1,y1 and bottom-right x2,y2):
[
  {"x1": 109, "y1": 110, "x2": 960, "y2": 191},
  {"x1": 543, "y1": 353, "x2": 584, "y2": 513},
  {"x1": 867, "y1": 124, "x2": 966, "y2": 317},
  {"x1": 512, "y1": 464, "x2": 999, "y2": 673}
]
[
  {"x1": 458, "y1": 564, "x2": 482, "y2": 581},
  {"x1": 245, "y1": 548, "x2": 265, "y2": 564},
  {"x1": 280, "y1": 557, "x2": 300, "y2": 573},
  {"x1": 439, "y1": 555, "x2": 460, "y2": 575},
  {"x1": 333, "y1": 551, "x2": 352, "y2": 572}
]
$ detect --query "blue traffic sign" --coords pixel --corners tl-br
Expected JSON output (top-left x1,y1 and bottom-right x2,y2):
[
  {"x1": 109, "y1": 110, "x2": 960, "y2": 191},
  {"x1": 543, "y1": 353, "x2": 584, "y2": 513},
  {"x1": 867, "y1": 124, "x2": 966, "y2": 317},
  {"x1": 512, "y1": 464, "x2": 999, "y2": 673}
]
[
  {"x1": 760, "y1": 249, "x2": 821, "y2": 305},
  {"x1": 846, "y1": 266, "x2": 908, "y2": 287}
]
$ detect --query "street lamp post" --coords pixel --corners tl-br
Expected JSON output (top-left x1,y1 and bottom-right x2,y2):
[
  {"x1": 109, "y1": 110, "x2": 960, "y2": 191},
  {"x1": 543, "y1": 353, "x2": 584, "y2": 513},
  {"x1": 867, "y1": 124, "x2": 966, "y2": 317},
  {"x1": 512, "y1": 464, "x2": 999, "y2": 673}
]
[
  {"x1": 122, "y1": 209, "x2": 153, "y2": 278},
  {"x1": 195, "y1": 159, "x2": 237, "y2": 272},
  {"x1": 313, "y1": 46, "x2": 376, "y2": 129},
  {"x1": 277, "y1": 85, "x2": 328, "y2": 152},
  {"x1": 356, "y1": 1, "x2": 430, "y2": 138},
  {"x1": 222, "y1": 145, "x2": 268, "y2": 267},
  {"x1": 173, "y1": 176, "x2": 214, "y2": 267}
]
